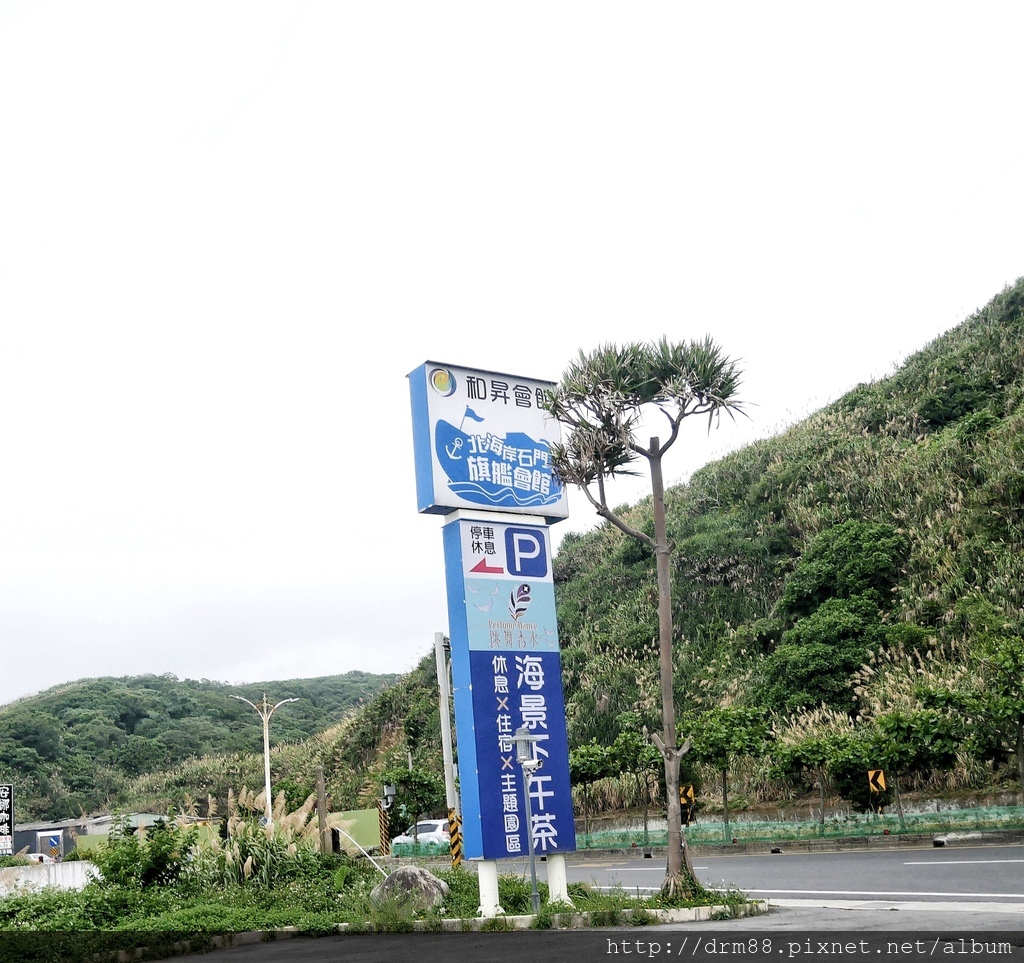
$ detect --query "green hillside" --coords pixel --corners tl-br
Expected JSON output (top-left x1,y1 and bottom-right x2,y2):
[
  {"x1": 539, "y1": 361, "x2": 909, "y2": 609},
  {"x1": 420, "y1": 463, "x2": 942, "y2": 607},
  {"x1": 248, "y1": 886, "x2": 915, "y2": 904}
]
[
  {"x1": 5, "y1": 277, "x2": 1024, "y2": 826},
  {"x1": 113, "y1": 659, "x2": 445, "y2": 820},
  {"x1": 0, "y1": 671, "x2": 399, "y2": 821},
  {"x1": 323, "y1": 275, "x2": 1024, "y2": 822},
  {"x1": 550, "y1": 276, "x2": 1024, "y2": 808}
]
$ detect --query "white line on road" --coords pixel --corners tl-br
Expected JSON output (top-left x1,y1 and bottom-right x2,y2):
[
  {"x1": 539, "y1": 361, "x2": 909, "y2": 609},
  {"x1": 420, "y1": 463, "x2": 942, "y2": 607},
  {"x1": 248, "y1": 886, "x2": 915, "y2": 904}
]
[
  {"x1": 608, "y1": 866, "x2": 710, "y2": 871},
  {"x1": 747, "y1": 888, "x2": 1024, "y2": 899},
  {"x1": 769, "y1": 898, "x2": 1024, "y2": 913},
  {"x1": 903, "y1": 858, "x2": 1024, "y2": 865},
  {"x1": 593, "y1": 887, "x2": 1024, "y2": 910}
]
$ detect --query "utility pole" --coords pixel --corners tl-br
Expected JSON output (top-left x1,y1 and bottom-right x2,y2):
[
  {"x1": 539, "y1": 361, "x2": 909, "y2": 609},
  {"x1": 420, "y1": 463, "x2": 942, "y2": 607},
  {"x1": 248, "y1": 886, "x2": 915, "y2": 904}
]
[
  {"x1": 316, "y1": 766, "x2": 329, "y2": 854},
  {"x1": 231, "y1": 693, "x2": 298, "y2": 826},
  {"x1": 434, "y1": 631, "x2": 462, "y2": 867}
]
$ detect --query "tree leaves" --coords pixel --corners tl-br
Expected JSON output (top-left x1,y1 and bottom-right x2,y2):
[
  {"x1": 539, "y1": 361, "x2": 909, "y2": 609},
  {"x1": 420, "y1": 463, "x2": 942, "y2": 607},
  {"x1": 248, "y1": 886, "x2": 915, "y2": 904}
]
[{"x1": 546, "y1": 337, "x2": 745, "y2": 492}]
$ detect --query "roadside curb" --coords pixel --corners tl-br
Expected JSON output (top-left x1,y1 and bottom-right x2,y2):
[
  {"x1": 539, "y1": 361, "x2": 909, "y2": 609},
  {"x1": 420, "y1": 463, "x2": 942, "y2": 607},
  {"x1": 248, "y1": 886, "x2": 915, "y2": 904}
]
[{"x1": 167, "y1": 899, "x2": 769, "y2": 954}]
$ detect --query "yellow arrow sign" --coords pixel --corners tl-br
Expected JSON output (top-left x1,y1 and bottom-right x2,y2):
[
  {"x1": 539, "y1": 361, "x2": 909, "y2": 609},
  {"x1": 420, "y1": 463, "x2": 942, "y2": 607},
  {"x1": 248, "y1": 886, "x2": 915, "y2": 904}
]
[
  {"x1": 679, "y1": 785, "x2": 695, "y2": 805},
  {"x1": 868, "y1": 769, "x2": 886, "y2": 792}
]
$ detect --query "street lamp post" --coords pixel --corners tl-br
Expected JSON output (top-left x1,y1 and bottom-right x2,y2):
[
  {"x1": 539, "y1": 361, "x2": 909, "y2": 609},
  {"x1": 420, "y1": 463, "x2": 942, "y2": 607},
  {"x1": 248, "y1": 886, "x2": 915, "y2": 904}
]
[
  {"x1": 231, "y1": 693, "x2": 298, "y2": 825},
  {"x1": 512, "y1": 725, "x2": 541, "y2": 915}
]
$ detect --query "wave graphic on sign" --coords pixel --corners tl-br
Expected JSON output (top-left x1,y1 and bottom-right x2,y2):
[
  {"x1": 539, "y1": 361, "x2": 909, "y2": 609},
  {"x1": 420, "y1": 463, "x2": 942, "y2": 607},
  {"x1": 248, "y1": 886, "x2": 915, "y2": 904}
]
[{"x1": 434, "y1": 419, "x2": 562, "y2": 510}]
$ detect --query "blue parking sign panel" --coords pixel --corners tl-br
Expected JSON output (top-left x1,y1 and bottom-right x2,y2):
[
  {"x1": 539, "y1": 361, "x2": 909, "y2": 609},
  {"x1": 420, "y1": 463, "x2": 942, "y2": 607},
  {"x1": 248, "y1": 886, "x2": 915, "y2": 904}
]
[
  {"x1": 443, "y1": 515, "x2": 576, "y2": 860},
  {"x1": 504, "y1": 527, "x2": 548, "y2": 578}
]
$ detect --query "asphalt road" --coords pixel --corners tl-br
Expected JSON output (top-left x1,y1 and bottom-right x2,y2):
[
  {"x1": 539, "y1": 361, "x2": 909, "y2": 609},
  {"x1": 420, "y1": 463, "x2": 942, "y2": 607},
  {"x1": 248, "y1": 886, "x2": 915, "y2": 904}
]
[
  {"x1": 549, "y1": 844, "x2": 1024, "y2": 906},
  {"x1": 193, "y1": 845, "x2": 1024, "y2": 962}
]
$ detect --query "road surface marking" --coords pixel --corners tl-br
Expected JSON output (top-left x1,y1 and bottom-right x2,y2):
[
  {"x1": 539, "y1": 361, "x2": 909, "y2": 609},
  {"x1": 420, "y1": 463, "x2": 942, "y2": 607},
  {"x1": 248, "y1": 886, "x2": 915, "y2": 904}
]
[
  {"x1": 903, "y1": 858, "x2": 1024, "y2": 865},
  {"x1": 770, "y1": 898, "x2": 1024, "y2": 913},
  {"x1": 746, "y1": 888, "x2": 1024, "y2": 899},
  {"x1": 608, "y1": 866, "x2": 710, "y2": 870}
]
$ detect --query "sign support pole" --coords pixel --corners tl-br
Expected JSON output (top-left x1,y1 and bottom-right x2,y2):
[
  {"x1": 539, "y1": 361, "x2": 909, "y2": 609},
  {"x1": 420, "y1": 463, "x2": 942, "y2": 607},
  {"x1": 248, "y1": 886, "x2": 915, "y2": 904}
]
[
  {"x1": 477, "y1": 859, "x2": 502, "y2": 917},
  {"x1": 546, "y1": 854, "x2": 572, "y2": 906}
]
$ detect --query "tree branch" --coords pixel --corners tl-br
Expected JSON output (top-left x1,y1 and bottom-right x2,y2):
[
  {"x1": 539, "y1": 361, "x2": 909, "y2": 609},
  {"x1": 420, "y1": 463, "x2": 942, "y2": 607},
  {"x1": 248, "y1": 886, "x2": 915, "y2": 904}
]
[{"x1": 596, "y1": 501, "x2": 656, "y2": 548}]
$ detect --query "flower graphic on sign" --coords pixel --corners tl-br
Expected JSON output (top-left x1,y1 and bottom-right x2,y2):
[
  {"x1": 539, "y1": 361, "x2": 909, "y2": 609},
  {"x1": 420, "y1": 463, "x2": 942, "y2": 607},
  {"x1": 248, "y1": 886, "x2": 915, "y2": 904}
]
[{"x1": 509, "y1": 583, "x2": 531, "y2": 621}]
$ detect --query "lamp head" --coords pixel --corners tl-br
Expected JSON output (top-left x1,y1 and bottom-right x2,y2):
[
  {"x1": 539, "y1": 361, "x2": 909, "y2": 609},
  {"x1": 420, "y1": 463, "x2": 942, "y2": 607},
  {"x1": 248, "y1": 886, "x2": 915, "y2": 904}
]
[{"x1": 513, "y1": 725, "x2": 536, "y2": 765}]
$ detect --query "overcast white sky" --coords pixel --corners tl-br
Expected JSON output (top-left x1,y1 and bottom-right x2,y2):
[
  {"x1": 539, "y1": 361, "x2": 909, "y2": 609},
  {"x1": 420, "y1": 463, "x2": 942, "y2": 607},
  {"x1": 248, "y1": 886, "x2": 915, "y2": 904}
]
[{"x1": 2, "y1": 2, "x2": 1022, "y2": 707}]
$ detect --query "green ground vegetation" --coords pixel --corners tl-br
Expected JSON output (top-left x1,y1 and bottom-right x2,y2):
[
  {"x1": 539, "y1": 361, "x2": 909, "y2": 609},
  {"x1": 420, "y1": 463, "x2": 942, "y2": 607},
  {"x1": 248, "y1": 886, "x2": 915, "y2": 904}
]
[{"x1": 0, "y1": 809, "x2": 740, "y2": 963}]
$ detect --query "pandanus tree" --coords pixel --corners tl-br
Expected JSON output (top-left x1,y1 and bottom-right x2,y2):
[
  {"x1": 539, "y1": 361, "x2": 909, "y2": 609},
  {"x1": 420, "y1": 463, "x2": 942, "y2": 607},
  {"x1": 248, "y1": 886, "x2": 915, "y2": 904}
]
[{"x1": 546, "y1": 337, "x2": 744, "y2": 897}]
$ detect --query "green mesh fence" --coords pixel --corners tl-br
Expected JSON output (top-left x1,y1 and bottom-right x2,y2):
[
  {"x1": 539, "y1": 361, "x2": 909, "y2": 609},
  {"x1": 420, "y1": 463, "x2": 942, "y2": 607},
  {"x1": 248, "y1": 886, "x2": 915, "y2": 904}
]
[
  {"x1": 576, "y1": 805, "x2": 1024, "y2": 849},
  {"x1": 390, "y1": 841, "x2": 451, "y2": 857}
]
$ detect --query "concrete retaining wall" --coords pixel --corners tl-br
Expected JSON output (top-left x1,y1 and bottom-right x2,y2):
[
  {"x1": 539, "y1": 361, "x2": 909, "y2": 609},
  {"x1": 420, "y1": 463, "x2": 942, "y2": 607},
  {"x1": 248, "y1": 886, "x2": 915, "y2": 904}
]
[{"x1": 0, "y1": 861, "x2": 100, "y2": 897}]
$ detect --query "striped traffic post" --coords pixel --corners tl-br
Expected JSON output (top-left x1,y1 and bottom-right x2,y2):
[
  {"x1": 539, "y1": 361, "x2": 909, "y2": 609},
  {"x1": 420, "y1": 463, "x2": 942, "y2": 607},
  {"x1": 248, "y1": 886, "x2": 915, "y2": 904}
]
[
  {"x1": 448, "y1": 807, "x2": 462, "y2": 868},
  {"x1": 378, "y1": 800, "x2": 390, "y2": 856}
]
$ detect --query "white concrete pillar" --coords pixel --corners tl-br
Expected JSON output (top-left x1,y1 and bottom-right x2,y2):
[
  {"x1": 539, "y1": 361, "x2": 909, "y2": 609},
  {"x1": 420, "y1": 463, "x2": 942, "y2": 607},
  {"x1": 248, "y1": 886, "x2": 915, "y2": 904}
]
[
  {"x1": 545, "y1": 853, "x2": 573, "y2": 906},
  {"x1": 477, "y1": 859, "x2": 503, "y2": 917}
]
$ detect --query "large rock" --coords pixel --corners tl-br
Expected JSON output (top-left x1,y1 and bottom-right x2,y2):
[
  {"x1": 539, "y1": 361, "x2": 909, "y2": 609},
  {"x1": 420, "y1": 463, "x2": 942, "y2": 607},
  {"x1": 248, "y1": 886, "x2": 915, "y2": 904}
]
[{"x1": 370, "y1": 865, "x2": 450, "y2": 910}]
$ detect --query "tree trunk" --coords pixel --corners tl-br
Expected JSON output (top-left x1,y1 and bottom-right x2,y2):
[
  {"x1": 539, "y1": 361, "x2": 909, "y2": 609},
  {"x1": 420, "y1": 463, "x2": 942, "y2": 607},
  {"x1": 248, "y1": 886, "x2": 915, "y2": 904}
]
[
  {"x1": 817, "y1": 767, "x2": 826, "y2": 834},
  {"x1": 893, "y1": 773, "x2": 906, "y2": 830},
  {"x1": 636, "y1": 773, "x2": 650, "y2": 847},
  {"x1": 722, "y1": 769, "x2": 730, "y2": 842},
  {"x1": 650, "y1": 439, "x2": 699, "y2": 897},
  {"x1": 1017, "y1": 719, "x2": 1024, "y2": 800}
]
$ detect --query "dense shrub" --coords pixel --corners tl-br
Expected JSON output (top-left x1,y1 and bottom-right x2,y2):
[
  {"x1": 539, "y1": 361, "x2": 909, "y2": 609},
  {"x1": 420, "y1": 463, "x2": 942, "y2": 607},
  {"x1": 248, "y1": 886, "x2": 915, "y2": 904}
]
[
  {"x1": 778, "y1": 521, "x2": 907, "y2": 622},
  {"x1": 759, "y1": 596, "x2": 890, "y2": 714},
  {"x1": 89, "y1": 817, "x2": 198, "y2": 889}
]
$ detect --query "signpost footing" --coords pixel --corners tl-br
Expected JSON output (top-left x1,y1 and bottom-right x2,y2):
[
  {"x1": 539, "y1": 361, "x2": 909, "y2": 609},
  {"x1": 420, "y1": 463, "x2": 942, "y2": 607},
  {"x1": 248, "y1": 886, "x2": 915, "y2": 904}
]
[
  {"x1": 546, "y1": 853, "x2": 573, "y2": 907},
  {"x1": 477, "y1": 859, "x2": 503, "y2": 917}
]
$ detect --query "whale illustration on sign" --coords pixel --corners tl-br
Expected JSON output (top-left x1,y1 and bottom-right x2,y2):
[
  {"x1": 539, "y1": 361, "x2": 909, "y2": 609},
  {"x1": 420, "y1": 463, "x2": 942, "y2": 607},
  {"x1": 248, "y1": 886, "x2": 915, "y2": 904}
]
[{"x1": 434, "y1": 409, "x2": 563, "y2": 511}]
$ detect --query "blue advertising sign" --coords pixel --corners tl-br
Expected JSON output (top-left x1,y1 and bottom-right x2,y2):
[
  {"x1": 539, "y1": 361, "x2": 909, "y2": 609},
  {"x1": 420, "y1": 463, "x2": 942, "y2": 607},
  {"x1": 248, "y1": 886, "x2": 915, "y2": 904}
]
[
  {"x1": 408, "y1": 362, "x2": 569, "y2": 522},
  {"x1": 443, "y1": 514, "x2": 576, "y2": 860}
]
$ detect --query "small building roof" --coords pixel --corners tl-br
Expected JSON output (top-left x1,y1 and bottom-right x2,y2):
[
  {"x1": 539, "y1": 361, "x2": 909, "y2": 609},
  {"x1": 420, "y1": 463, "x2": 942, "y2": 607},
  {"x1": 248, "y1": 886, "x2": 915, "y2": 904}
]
[{"x1": 15, "y1": 813, "x2": 169, "y2": 834}]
